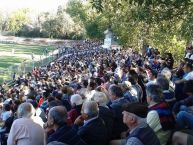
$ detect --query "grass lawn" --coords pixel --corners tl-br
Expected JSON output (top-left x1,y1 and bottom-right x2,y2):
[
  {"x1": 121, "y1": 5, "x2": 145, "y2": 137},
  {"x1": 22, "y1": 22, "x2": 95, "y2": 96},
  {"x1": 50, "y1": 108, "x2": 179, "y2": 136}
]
[
  {"x1": 0, "y1": 43, "x2": 55, "y2": 83},
  {"x1": 0, "y1": 56, "x2": 27, "y2": 70},
  {"x1": 0, "y1": 43, "x2": 55, "y2": 55}
]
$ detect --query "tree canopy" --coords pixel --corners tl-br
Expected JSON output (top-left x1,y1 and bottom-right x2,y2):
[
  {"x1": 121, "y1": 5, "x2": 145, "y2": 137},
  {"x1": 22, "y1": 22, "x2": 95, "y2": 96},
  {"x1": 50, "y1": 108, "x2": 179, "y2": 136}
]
[{"x1": 0, "y1": 0, "x2": 192, "y2": 60}]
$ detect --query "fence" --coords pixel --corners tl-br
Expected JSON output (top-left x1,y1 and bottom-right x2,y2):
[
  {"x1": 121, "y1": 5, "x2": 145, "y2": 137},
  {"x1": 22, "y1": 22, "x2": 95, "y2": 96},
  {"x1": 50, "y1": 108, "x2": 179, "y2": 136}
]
[{"x1": 0, "y1": 50, "x2": 58, "y2": 84}]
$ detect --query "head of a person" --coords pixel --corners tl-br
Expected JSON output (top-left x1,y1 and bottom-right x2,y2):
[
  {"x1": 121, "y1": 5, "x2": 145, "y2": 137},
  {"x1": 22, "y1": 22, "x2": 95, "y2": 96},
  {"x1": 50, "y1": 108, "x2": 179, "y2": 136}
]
[
  {"x1": 92, "y1": 91, "x2": 108, "y2": 106},
  {"x1": 17, "y1": 103, "x2": 35, "y2": 118},
  {"x1": 146, "y1": 84, "x2": 163, "y2": 104},
  {"x1": 128, "y1": 70, "x2": 138, "y2": 85},
  {"x1": 149, "y1": 69, "x2": 158, "y2": 81},
  {"x1": 70, "y1": 94, "x2": 83, "y2": 107},
  {"x1": 184, "y1": 63, "x2": 193, "y2": 73},
  {"x1": 43, "y1": 91, "x2": 50, "y2": 99},
  {"x1": 122, "y1": 103, "x2": 147, "y2": 129},
  {"x1": 175, "y1": 68, "x2": 184, "y2": 79},
  {"x1": 3, "y1": 104, "x2": 11, "y2": 112},
  {"x1": 82, "y1": 79, "x2": 88, "y2": 88},
  {"x1": 156, "y1": 75, "x2": 169, "y2": 91},
  {"x1": 55, "y1": 93, "x2": 63, "y2": 101},
  {"x1": 12, "y1": 100, "x2": 21, "y2": 113},
  {"x1": 183, "y1": 80, "x2": 193, "y2": 97},
  {"x1": 161, "y1": 68, "x2": 172, "y2": 80},
  {"x1": 121, "y1": 81, "x2": 132, "y2": 92},
  {"x1": 88, "y1": 80, "x2": 96, "y2": 90},
  {"x1": 108, "y1": 84, "x2": 123, "y2": 101},
  {"x1": 81, "y1": 101, "x2": 99, "y2": 121},
  {"x1": 26, "y1": 99, "x2": 39, "y2": 110},
  {"x1": 47, "y1": 106, "x2": 67, "y2": 130}
]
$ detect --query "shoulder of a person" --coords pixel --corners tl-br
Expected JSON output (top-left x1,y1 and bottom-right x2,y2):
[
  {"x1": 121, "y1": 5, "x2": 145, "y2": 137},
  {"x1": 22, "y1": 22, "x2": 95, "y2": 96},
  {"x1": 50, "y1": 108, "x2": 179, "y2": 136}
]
[
  {"x1": 11, "y1": 118, "x2": 28, "y2": 127},
  {"x1": 147, "y1": 110, "x2": 159, "y2": 116},
  {"x1": 126, "y1": 137, "x2": 144, "y2": 145}
]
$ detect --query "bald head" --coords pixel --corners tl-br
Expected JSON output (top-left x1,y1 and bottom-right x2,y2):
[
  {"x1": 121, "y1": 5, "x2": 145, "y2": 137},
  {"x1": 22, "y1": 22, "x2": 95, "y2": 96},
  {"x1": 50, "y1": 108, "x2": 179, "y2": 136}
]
[
  {"x1": 82, "y1": 101, "x2": 99, "y2": 118},
  {"x1": 49, "y1": 106, "x2": 67, "y2": 126}
]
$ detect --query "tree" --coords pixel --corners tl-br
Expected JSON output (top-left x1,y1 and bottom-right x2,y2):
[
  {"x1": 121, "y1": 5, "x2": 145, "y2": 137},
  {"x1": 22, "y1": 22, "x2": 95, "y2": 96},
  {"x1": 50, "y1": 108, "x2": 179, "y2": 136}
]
[
  {"x1": 88, "y1": 0, "x2": 193, "y2": 60},
  {"x1": 66, "y1": 0, "x2": 108, "y2": 39},
  {"x1": 7, "y1": 9, "x2": 29, "y2": 34}
]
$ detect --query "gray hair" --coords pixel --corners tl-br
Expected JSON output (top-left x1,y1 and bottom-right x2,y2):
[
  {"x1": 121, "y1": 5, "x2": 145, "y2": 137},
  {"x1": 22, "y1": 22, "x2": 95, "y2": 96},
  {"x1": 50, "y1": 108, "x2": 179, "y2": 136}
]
[
  {"x1": 47, "y1": 141, "x2": 68, "y2": 145},
  {"x1": 92, "y1": 91, "x2": 108, "y2": 106},
  {"x1": 49, "y1": 106, "x2": 67, "y2": 126},
  {"x1": 17, "y1": 103, "x2": 35, "y2": 118},
  {"x1": 108, "y1": 84, "x2": 123, "y2": 98},
  {"x1": 82, "y1": 101, "x2": 99, "y2": 118},
  {"x1": 161, "y1": 68, "x2": 171, "y2": 80},
  {"x1": 146, "y1": 84, "x2": 163, "y2": 102}
]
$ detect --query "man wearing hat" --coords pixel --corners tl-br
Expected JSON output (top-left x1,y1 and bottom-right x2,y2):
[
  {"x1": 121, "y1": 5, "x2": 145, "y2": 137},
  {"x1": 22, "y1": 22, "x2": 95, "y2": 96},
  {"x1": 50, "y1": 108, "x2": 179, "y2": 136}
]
[{"x1": 122, "y1": 103, "x2": 160, "y2": 145}]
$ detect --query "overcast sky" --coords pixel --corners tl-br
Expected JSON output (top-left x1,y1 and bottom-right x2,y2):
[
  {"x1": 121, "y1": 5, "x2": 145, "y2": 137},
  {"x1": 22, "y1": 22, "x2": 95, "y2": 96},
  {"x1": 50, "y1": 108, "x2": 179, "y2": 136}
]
[{"x1": 0, "y1": 0, "x2": 68, "y2": 13}]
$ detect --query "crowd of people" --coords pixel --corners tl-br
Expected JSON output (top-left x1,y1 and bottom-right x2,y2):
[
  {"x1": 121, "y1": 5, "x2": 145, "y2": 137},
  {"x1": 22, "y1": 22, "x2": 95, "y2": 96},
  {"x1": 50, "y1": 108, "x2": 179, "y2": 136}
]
[{"x1": 0, "y1": 40, "x2": 192, "y2": 145}]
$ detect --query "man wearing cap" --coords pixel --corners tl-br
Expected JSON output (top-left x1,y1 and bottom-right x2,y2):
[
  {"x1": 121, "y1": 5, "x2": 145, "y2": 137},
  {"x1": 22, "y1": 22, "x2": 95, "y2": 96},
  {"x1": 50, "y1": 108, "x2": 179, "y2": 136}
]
[{"x1": 122, "y1": 103, "x2": 160, "y2": 145}]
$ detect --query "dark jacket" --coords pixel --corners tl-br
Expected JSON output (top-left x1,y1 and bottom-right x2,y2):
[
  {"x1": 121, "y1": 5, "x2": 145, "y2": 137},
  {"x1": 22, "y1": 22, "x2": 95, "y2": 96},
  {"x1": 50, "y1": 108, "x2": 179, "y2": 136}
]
[
  {"x1": 68, "y1": 105, "x2": 82, "y2": 125},
  {"x1": 74, "y1": 117, "x2": 108, "y2": 145},
  {"x1": 109, "y1": 97, "x2": 129, "y2": 139},
  {"x1": 99, "y1": 106, "x2": 114, "y2": 142},
  {"x1": 128, "y1": 123, "x2": 160, "y2": 145},
  {"x1": 173, "y1": 96, "x2": 193, "y2": 114},
  {"x1": 48, "y1": 125, "x2": 86, "y2": 145}
]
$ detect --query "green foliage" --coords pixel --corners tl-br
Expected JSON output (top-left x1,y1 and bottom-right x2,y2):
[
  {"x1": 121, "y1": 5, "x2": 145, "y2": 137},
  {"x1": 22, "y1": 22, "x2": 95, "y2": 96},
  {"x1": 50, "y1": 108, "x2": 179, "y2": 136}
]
[
  {"x1": 7, "y1": 9, "x2": 29, "y2": 33},
  {"x1": 0, "y1": 0, "x2": 192, "y2": 61},
  {"x1": 89, "y1": 0, "x2": 193, "y2": 60},
  {"x1": 66, "y1": 0, "x2": 108, "y2": 39}
]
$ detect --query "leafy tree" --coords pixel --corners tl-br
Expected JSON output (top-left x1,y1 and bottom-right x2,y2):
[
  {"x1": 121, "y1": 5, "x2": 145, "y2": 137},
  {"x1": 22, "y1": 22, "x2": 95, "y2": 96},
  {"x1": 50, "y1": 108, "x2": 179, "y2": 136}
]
[
  {"x1": 7, "y1": 9, "x2": 29, "y2": 34},
  {"x1": 88, "y1": 0, "x2": 193, "y2": 60},
  {"x1": 66, "y1": 0, "x2": 108, "y2": 39}
]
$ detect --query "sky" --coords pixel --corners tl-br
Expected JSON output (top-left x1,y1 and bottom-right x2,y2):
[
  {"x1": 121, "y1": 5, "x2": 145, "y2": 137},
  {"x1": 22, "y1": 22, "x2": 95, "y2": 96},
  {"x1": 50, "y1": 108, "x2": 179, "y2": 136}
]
[{"x1": 0, "y1": 0, "x2": 68, "y2": 13}]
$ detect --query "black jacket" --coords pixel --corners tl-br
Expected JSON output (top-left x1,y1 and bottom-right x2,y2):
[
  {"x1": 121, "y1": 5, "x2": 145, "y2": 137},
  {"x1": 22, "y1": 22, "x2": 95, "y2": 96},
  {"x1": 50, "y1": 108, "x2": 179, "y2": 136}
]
[
  {"x1": 109, "y1": 98, "x2": 128, "y2": 139},
  {"x1": 99, "y1": 106, "x2": 114, "y2": 142},
  {"x1": 74, "y1": 117, "x2": 108, "y2": 145}
]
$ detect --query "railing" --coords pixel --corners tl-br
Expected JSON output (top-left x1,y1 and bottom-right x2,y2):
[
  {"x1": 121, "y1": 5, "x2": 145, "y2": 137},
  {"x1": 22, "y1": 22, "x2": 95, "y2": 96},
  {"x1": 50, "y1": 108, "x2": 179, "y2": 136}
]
[{"x1": 0, "y1": 50, "x2": 58, "y2": 84}]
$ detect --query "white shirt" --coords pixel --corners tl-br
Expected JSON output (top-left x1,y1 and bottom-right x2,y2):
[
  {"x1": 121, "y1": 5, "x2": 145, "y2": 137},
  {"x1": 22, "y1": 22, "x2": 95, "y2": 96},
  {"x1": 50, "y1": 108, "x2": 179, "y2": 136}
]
[
  {"x1": 147, "y1": 110, "x2": 162, "y2": 132},
  {"x1": 184, "y1": 71, "x2": 193, "y2": 80},
  {"x1": 7, "y1": 118, "x2": 44, "y2": 145},
  {"x1": 147, "y1": 110, "x2": 171, "y2": 145}
]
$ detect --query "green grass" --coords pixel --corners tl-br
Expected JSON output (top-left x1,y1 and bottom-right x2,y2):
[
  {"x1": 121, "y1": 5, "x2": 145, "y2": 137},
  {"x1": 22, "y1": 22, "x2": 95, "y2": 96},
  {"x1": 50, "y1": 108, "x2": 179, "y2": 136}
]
[
  {"x1": 0, "y1": 43, "x2": 56, "y2": 83},
  {"x1": 0, "y1": 56, "x2": 28, "y2": 70},
  {"x1": 0, "y1": 43, "x2": 55, "y2": 55}
]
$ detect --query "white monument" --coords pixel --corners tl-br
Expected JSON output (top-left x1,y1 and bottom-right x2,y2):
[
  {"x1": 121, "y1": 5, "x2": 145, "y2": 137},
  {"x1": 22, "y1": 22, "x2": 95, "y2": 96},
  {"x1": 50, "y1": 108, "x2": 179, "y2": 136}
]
[
  {"x1": 102, "y1": 26, "x2": 120, "y2": 50},
  {"x1": 102, "y1": 27, "x2": 113, "y2": 49}
]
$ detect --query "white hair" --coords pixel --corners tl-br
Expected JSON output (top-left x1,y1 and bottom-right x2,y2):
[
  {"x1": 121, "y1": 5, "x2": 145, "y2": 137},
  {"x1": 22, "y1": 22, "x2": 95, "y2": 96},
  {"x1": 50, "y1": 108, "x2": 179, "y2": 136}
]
[
  {"x1": 92, "y1": 91, "x2": 108, "y2": 106},
  {"x1": 70, "y1": 94, "x2": 83, "y2": 106},
  {"x1": 17, "y1": 103, "x2": 35, "y2": 118},
  {"x1": 161, "y1": 68, "x2": 171, "y2": 80}
]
